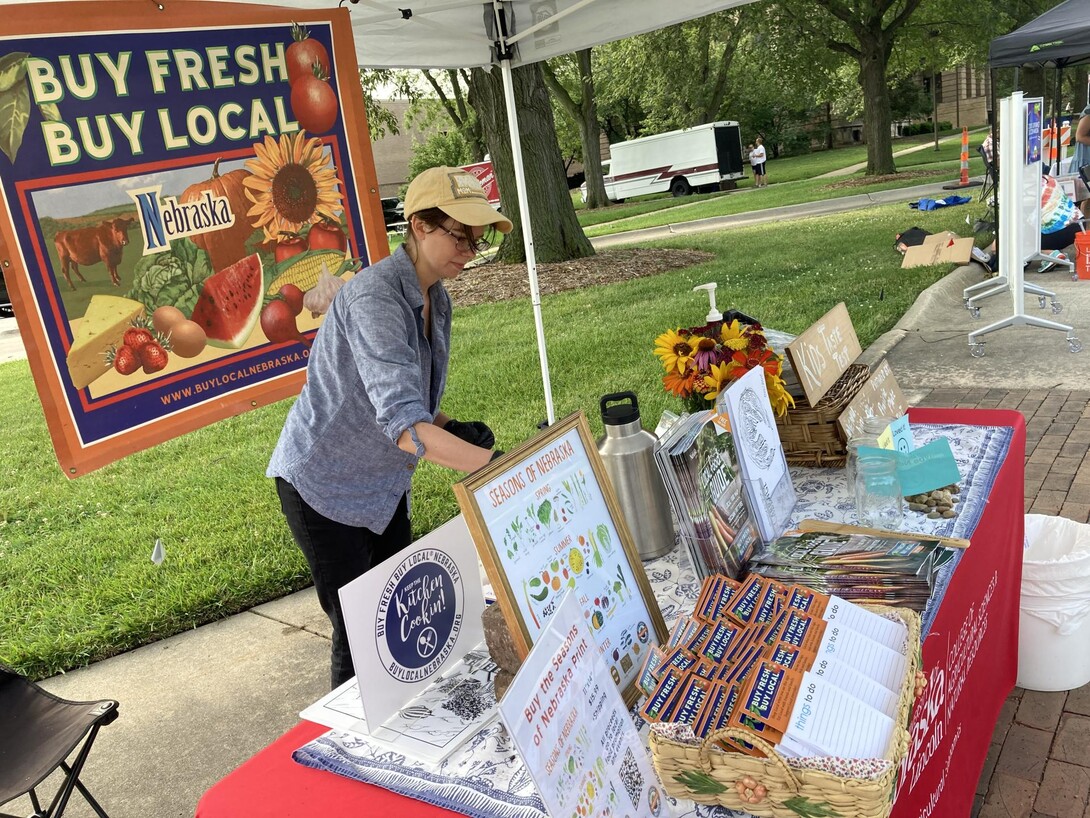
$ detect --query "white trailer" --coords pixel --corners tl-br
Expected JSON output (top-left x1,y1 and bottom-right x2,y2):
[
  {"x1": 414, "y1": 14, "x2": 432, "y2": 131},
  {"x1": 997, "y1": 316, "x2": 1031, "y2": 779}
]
[{"x1": 595, "y1": 121, "x2": 746, "y2": 201}]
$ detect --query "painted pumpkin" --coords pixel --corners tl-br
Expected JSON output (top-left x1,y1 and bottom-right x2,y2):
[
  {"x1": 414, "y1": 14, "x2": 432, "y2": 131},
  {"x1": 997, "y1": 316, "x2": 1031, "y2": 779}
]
[{"x1": 180, "y1": 158, "x2": 254, "y2": 273}]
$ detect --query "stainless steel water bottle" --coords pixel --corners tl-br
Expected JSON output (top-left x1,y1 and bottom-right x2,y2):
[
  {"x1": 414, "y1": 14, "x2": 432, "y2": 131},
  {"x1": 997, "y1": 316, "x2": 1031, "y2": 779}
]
[{"x1": 596, "y1": 392, "x2": 675, "y2": 561}]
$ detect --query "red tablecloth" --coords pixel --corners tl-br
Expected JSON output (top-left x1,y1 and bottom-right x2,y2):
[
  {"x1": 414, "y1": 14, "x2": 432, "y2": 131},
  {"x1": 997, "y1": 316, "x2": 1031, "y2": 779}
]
[{"x1": 196, "y1": 408, "x2": 1024, "y2": 818}]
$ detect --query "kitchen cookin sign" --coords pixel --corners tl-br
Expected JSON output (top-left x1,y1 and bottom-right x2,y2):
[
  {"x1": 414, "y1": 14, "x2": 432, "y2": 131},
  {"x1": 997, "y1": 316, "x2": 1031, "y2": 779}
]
[{"x1": 377, "y1": 549, "x2": 465, "y2": 683}]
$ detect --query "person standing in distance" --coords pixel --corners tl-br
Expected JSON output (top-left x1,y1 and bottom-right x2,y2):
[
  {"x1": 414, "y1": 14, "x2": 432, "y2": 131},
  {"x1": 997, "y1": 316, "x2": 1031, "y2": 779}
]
[
  {"x1": 268, "y1": 166, "x2": 512, "y2": 688},
  {"x1": 751, "y1": 137, "x2": 768, "y2": 188}
]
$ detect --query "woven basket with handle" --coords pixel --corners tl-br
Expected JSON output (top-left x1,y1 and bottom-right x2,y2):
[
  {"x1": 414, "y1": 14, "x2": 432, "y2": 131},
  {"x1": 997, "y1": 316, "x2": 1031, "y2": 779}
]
[
  {"x1": 776, "y1": 363, "x2": 870, "y2": 467},
  {"x1": 650, "y1": 605, "x2": 920, "y2": 818}
]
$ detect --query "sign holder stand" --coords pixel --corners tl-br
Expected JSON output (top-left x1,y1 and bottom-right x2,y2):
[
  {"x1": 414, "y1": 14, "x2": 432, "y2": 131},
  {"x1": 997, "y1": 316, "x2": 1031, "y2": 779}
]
[{"x1": 967, "y1": 93, "x2": 1081, "y2": 357}]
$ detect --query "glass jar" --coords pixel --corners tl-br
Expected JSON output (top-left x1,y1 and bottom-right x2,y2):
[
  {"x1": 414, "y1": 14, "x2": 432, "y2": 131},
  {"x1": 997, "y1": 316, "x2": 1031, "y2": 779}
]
[{"x1": 854, "y1": 453, "x2": 904, "y2": 530}]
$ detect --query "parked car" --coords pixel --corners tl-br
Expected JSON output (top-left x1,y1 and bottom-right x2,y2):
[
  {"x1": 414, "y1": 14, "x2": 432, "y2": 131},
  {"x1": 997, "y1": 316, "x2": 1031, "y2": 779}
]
[
  {"x1": 381, "y1": 197, "x2": 405, "y2": 230},
  {"x1": 0, "y1": 272, "x2": 11, "y2": 318}
]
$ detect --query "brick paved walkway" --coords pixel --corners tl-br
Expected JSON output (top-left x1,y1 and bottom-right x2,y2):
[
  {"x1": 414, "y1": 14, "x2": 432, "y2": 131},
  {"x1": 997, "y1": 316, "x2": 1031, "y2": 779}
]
[{"x1": 912, "y1": 387, "x2": 1090, "y2": 818}]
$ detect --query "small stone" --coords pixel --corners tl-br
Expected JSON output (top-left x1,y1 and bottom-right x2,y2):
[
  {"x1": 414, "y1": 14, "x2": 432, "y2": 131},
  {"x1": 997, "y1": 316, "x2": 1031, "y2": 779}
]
[
  {"x1": 942, "y1": 509, "x2": 957, "y2": 518},
  {"x1": 927, "y1": 511, "x2": 942, "y2": 519},
  {"x1": 909, "y1": 502, "x2": 929, "y2": 512},
  {"x1": 949, "y1": 484, "x2": 961, "y2": 494},
  {"x1": 937, "y1": 504, "x2": 952, "y2": 513}
]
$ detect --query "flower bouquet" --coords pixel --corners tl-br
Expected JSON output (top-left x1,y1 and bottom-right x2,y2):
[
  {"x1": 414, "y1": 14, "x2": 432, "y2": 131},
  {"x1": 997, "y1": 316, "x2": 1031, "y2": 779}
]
[{"x1": 653, "y1": 319, "x2": 794, "y2": 416}]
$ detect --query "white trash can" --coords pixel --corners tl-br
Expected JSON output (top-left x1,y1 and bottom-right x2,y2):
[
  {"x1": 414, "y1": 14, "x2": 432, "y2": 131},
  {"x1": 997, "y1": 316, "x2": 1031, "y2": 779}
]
[{"x1": 1017, "y1": 514, "x2": 1090, "y2": 691}]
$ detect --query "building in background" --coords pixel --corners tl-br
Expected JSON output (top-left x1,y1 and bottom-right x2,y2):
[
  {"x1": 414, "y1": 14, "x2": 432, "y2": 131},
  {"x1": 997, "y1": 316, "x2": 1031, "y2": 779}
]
[{"x1": 369, "y1": 100, "x2": 442, "y2": 198}]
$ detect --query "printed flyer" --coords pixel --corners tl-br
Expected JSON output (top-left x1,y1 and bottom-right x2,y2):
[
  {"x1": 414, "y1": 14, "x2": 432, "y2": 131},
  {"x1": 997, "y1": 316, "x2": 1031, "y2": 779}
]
[
  {"x1": 464, "y1": 419, "x2": 665, "y2": 696},
  {"x1": 0, "y1": 1, "x2": 386, "y2": 475},
  {"x1": 499, "y1": 592, "x2": 670, "y2": 818}
]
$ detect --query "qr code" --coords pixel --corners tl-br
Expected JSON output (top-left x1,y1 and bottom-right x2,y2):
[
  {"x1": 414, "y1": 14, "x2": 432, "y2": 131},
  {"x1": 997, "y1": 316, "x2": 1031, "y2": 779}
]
[{"x1": 618, "y1": 746, "x2": 643, "y2": 808}]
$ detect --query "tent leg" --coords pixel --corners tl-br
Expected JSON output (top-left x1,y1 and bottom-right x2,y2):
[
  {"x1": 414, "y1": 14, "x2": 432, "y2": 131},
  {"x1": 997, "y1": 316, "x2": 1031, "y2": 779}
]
[{"x1": 499, "y1": 57, "x2": 556, "y2": 426}]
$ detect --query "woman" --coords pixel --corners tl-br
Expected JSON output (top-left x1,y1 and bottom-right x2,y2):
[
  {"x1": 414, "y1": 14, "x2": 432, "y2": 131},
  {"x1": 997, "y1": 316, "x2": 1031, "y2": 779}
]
[
  {"x1": 268, "y1": 166, "x2": 511, "y2": 688},
  {"x1": 1073, "y1": 104, "x2": 1090, "y2": 217},
  {"x1": 751, "y1": 137, "x2": 768, "y2": 188}
]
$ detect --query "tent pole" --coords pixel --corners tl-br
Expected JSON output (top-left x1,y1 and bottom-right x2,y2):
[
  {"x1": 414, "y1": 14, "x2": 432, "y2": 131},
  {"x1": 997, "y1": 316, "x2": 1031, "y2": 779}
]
[{"x1": 499, "y1": 57, "x2": 556, "y2": 425}]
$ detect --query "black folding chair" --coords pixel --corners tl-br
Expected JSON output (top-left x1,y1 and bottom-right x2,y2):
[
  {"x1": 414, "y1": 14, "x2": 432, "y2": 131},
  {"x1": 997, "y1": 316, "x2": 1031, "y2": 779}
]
[{"x1": 0, "y1": 664, "x2": 119, "y2": 818}]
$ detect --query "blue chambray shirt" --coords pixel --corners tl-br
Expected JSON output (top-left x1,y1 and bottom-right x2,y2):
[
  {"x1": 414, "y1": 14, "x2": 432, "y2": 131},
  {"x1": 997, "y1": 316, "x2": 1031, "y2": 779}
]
[{"x1": 267, "y1": 246, "x2": 451, "y2": 531}]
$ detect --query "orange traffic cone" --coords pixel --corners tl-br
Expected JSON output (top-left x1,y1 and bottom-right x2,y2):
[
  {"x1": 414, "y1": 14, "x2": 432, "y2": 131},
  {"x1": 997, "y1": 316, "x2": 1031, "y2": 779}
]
[{"x1": 943, "y1": 126, "x2": 982, "y2": 190}]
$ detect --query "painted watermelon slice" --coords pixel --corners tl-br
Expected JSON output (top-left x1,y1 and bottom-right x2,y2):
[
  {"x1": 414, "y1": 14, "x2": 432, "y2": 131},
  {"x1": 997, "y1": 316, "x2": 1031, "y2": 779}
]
[{"x1": 190, "y1": 253, "x2": 263, "y2": 349}]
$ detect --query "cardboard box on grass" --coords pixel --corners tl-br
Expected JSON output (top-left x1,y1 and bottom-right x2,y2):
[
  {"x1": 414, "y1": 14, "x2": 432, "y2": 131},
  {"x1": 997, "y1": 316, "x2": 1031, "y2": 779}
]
[{"x1": 901, "y1": 231, "x2": 974, "y2": 268}]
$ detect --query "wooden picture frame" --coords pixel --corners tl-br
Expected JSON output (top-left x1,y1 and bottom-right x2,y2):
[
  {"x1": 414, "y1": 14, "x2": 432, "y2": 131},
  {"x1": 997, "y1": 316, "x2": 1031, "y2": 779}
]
[{"x1": 454, "y1": 411, "x2": 668, "y2": 705}]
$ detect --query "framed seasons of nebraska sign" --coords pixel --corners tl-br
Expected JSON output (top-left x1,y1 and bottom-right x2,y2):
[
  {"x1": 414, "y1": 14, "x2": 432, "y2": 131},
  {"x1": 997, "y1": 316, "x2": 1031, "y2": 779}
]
[{"x1": 0, "y1": 0, "x2": 388, "y2": 476}]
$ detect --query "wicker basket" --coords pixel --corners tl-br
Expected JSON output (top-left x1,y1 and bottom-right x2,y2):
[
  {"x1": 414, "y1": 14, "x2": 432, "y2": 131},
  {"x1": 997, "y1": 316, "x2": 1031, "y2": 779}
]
[
  {"x1": 777, "y1": 363, "x2": 870, "y2": 467},
  {"x1": 650, "y1": 605, "x2": 921, "y2": 818}
]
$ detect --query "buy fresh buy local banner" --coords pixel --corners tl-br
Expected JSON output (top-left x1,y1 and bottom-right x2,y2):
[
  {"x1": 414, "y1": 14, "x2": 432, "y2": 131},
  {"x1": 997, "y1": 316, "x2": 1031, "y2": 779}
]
[{"x1": 0, "y1": 1, "x2": 387, "y2": 476}]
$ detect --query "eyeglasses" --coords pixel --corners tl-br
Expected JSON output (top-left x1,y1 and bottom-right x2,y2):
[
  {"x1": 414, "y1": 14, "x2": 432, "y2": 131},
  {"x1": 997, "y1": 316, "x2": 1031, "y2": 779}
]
[{"x1": 437, "y1": 225, "x2": 491, "y2": 254}]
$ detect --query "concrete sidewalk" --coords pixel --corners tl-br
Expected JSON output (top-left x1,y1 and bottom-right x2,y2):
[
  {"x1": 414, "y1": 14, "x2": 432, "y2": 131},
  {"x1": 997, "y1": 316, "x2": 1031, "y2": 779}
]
[{"x1": 8, "y1": 251, "x2": 1090, "y2": 817}]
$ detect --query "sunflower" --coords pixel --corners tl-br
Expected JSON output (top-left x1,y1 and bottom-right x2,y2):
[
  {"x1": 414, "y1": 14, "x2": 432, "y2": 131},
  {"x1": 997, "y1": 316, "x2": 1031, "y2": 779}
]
[
  {"x1": 243, "y1": 132, "x2": 343, "y2": 241},
  {"x1": 719, "y1": 319, "x2": 750, "y2": 351},
  {"x1": 653, "y1": 328, "x2": 695, "y2": 373},
  {"x1": 765, "y1": 371, "x2": 796, "y2": 416},
  {"x1": 702, "y1": 361, "x2": 736, "y2": 402}
]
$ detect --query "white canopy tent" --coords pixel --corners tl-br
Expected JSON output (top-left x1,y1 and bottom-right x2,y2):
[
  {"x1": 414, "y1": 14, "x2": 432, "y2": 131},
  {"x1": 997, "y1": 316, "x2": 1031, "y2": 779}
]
[{"x1": 332, "y1": 0, "x2": 757, "y2": 424}]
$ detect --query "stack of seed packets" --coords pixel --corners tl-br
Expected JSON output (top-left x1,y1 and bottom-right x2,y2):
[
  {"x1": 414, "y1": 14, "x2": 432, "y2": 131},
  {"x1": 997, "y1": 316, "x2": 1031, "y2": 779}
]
[{"x1": 639, "y1": 573, "x2": 912, "y2": 760}]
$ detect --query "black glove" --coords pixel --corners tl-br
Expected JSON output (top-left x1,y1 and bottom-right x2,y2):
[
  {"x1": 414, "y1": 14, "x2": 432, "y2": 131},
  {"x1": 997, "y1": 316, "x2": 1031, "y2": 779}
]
[
  {"x1": 490, "y1": 449, "x2": 505, "y2": 462},
  {"x1": 444, "y1": 419, "x2": 496, "y2": 449}
]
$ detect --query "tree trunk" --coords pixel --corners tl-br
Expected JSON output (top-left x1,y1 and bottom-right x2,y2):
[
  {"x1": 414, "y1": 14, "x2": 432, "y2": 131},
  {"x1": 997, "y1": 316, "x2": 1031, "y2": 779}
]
[
  {"x1": 470, "y1": 63, "x2": 594, "y2": 263},
  {"x1": 859, "y1": 40, "x2": 895, "y2": 175},
  {"x1": 577, "y1": 51, "x2": 608, "y2": 210}
]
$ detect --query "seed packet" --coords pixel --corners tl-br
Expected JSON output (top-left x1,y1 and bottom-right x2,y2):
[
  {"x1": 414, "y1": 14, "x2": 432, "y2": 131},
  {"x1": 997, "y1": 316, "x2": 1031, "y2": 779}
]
[
  {"x1": 637, "y1": 646, "x2": 668, "y2": 695},
  {"x1": 723, "y1": 574, "x2": 766, "y2": 627},
  {"x1": 729, "y1": 660, "x2": 805, "y2": 747},
  {"x1": 640, "y1": 669, "x2": 688, "y2": 723},
  {"x1": 709, "y1": 576, "x2": 744, "y2": 622},
  {"x1": 696, "y1": 621, "x2": 742, "y2": 664},
  {"x1": 684, "y1": 622, "x2": 714, "y2": 653},
  {"x1": 765, "y1": 640, "x2": 817, "y2": 672},
  {"x1": 672, "y1": 675, "x2": 714, "y2": 726},
  {"x1": 776, "y1": 609, "x2": 827, "y2": 653},
  {"x1": 662, "y1": 645, "x2": 700, "y2": 677}
]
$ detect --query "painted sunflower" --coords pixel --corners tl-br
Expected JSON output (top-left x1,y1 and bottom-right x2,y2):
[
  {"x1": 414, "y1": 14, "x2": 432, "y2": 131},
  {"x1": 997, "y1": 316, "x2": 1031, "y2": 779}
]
[
  {"x1": 653, "y1": 328, "x2": 695, "y2": 374},
  {"x1": 243, "y1": 132, "x2": 343, "y2": 241}
]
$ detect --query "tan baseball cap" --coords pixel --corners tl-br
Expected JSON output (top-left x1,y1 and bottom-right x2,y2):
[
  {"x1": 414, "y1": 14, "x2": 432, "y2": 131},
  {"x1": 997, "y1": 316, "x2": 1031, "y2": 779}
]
[{"x1": 404, "y1": 166, "x2": 513, "y2": 233}]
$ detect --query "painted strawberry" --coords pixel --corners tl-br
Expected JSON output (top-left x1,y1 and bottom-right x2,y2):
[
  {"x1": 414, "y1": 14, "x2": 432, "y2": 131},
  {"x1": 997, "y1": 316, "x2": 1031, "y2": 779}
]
[
  {"x1": 139, "y1": 341, "x2": 169, "y2": 374},
  {"x1": 123, "y1": 326, "x2": 155, "y2": 351},
  {"x1": 108, "y1": 344, "x2": 140, "y2": 376}
]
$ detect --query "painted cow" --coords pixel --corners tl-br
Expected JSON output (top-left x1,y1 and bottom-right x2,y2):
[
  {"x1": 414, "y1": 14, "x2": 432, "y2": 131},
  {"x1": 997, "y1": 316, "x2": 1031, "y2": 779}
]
[{"x1": 53, "y1": 217, "x2": 136, "y2": 289}]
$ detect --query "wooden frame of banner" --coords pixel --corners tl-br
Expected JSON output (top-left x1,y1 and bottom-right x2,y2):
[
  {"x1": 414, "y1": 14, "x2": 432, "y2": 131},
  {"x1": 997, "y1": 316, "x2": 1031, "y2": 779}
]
[
  {"x1": 453, "y1": 411, "x2": 668, "y2": 706},
  {"x1": 0, "y1": 1, "x2": 389, "y2": 476}
]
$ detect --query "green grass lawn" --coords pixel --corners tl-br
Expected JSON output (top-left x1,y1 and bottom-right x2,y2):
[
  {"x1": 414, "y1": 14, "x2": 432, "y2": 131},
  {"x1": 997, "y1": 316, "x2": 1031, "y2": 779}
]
[{"x1": 0, "y1": 198, "x2": 976, "y2": 679}]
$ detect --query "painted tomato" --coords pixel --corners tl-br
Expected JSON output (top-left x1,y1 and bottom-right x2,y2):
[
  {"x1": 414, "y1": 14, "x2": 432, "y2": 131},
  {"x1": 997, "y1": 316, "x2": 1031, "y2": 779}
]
[
  {"x1": 274, "y1": 233, "x2": 307, "y2": 264},
  {"x1": 290, "y1": 71, "x2": 338, "y2": 134},
  {"x1": 286, "y1": 23, "x2": 331, "y2": 86},
  {"x1": 308, "y1": 219, "x2": 347, "y2": 252}
]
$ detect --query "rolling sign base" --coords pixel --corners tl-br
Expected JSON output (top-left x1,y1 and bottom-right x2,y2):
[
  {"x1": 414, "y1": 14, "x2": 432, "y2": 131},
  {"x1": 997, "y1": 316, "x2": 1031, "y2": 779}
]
[
  {"x1": 968, "y1": 313, "x2": 1081, "y2": 357},
  {"x1": 963, "y1": 276, "x2": 1061, "y2": 317}
]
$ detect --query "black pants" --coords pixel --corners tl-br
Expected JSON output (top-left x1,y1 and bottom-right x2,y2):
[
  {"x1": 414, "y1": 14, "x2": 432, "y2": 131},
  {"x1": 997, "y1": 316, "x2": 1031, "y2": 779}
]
[{"x1": 275, "y1": 478, "x2": 412, "y2": 689}]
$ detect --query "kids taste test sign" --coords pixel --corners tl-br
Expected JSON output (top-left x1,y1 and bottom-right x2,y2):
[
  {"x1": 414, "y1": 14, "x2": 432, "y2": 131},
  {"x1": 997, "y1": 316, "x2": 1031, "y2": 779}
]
[
  {"x1": 455, "y1": 412, "x2": 669, "y2": 703},
  {"x1": 0, "y1": 1, "x2": 388, "y2": 476}
]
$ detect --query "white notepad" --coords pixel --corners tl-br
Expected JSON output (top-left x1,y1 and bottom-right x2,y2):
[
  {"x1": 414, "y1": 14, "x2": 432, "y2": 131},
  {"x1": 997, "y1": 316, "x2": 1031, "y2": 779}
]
[
  {"x1": 809, "y1": 655, "x2": 900, "y2": 718},
  {"x1": 784, "y1": 673, "x2": 896, "y2": 759},
  {"x1": 816, "y1": 624, "x2": 907, "y2": 693},
  {"x1": 822, "y1": 596, "x2": 908, "y2": 654}
]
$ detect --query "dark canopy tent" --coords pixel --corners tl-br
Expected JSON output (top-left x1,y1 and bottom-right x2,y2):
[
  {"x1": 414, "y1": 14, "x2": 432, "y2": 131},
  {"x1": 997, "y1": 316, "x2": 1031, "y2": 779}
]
[{"x1": 989, "y1": 0, "x2": 1090, "y2": 69}]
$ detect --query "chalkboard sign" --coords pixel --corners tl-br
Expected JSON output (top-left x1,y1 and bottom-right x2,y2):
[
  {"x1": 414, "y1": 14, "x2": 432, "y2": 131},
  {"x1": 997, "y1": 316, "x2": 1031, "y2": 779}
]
[
  {"x1": 453, "y1": 412, "x2": 668, "y2": 704},
  {"x1": 785, "y1": 303, "x2": 863, "y2": 406},
  {"x1": 837, "y1": 359, "x2": 908, "y2": 440}
]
